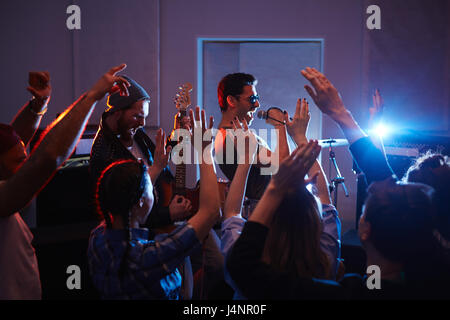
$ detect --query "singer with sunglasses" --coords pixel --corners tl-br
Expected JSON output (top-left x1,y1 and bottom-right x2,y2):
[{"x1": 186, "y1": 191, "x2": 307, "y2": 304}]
[{"x1": 215, "y1": 73, "x2": 291, "y2": 218}]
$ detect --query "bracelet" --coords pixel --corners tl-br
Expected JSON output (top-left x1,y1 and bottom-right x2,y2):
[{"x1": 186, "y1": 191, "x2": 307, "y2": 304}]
[{"x1": 29, "y1": 99, "x2": 48, "y2": 116}]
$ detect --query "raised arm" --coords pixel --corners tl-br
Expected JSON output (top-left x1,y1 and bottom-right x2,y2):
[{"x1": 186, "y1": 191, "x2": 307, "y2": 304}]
[
  {"x1": 301, "y1": 67, "x2": 366, "y2": 144},
  {"x1": 301, "y1": 68, "x2": 394, "y2": 184},
  {"x1": 368, "y1": 89, "x2": 388, "y2": 154},
  {"x1": 256, "y1": 108, "x2": 290, "y2": 173},
  {"x1": 223, "y1": 118, "x2": 258, "y2": 220},
  {"x1": 186, "y1": 107, "x2": 221, "y2": 241},
  {"x1": 285, "y1": 98, "x2": 332, "y2": 205},
  {"x1": 0, "y1": 64, "x2": 130, "y2": 217},
  {"x1": 10, "y1": 72, "x2": 51, "y2": 147}
]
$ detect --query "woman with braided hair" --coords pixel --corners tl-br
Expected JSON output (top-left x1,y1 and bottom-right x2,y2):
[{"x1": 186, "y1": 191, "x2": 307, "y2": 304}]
[{"x1": 94, "y1": 160, "x2": 153, "y2": 277}]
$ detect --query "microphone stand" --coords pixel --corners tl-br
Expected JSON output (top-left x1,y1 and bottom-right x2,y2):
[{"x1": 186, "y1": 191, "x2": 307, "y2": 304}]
[
  {"x1": 261, "y1": 114, "x2": 285, "y2": 125},
  {"x1": 327, "y1": 142, "x2": 349, "y2": 208},
  {"x1": 257, "y1": 108, "x2": 286, "y2": 125}
]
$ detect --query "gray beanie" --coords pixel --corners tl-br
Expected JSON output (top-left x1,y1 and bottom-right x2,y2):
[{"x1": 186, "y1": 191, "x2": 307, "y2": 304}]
[{"x1": 106, "y1": 75, "x2": 150, "y2": 112}]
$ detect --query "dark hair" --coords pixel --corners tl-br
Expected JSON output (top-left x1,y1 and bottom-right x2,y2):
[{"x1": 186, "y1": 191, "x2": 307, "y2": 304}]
[
  {"x1": 217, "y1": 73, "x2": 257, "y2": 112},
  {"x1": 95, "y1": 159, "x2": 149, "y2": 276},
  {"x1": 403, "y1": 151, "x2": 450, "y2": 239},
  {"x1": 262, "y1": 186, "x2": 331, "y2": 279},
  {"x1": 364, "y1": 178, "x2": 436, "y2": 264}
]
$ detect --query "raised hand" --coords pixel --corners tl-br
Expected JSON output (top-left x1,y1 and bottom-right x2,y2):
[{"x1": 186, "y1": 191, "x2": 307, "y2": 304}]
[
  {"x1": 87, "y1": 64, "x2": 130, "y2": 101},
  {"x1": 188, "y1": 106, "x2": 214, "y2": 153},
  {"x1": 301, "y1": 67, "x2": 366, "y2": 145},
  {"x1": 153, "y1": 128, "x2": 172, "y2": 170},
  {"x1": 285, "y1": 98, "x2": 310, "y2": 143},
  {"x1": 301, "y1": 67, "x2": 347, "y2": 119},
  {"x1": 369, "y1": 89, "x2": 384, "y2": 128},
  {"x1": 248, "y1": 139, "x2": 322, "y2": 226},
  {"x1": 28, "y1": 71, "x2": 51, "y2": 101},
  {"x1": 231, "y1": 117, "x2": 258, "y2": 165},
  {"x1": 270, "y1": 140, "x2": 321, "y2": 194}
]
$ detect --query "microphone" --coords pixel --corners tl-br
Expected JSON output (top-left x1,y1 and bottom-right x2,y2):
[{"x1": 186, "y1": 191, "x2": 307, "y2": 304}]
[{"x1": 257, "y1": 108, "x2": 286, "y2": 125}]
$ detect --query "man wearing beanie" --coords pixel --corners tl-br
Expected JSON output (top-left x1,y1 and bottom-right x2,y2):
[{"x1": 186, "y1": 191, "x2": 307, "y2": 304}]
[
  {"x1": 90, "y1": 75, "x2": 192, "y2": 231},
  {"x1": 0, "y1": 64, "x2": 131, "y2": 299},
  {"x1": 90, "y1": 76, "x2": 198, "y2": 299}
]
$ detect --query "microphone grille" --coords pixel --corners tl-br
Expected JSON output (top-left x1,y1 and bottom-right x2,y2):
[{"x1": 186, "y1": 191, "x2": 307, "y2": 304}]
[{"x1": 256, "y1": 110, "x2": 266, "y2": 119}]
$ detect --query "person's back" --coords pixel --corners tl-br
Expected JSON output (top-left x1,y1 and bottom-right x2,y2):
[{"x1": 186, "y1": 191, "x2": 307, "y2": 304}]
[
  {"x1": 262, "y1": 186, "x2": 331, "y2": 280},
  {"x1": 88, "y1": 159, "x2": 193, "y2": 299},
  {"x1": 0, "y1": 210, "x2": 41, "y2": 299},
  {"x1": 361, "y1": 178, "x2": 448, "y2": 299},
  {"x1": 403, "y1": 152, "x2": 450, "y2": 266},
  {"x1": 88, "y1": 221, "x2": 194, "y2": 299}
]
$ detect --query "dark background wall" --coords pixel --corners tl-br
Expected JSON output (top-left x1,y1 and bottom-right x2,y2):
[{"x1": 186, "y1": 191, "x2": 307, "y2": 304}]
[{"x1": 1, "y1": 0, "x2": 448, "y2": 239}]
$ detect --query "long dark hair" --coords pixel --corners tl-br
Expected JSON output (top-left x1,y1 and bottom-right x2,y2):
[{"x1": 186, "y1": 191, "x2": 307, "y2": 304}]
[
  {"x1": 95, "y1": 159, "x2": 148, "y2": 276},
  {"x1": 262, "y1": 186, "x2": 331, "y2": 279}
]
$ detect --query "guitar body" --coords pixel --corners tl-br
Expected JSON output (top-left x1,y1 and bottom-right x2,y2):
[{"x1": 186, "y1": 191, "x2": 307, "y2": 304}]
[
  {"x1": 158, "y1": 180, "x2": 199, "y2": 211},
  {"x1": 159, "y1": 179, "x2": 229, "y2": 213},
  {"x1": 155, "y1": 179, "x2": 229, "y2": 234}
]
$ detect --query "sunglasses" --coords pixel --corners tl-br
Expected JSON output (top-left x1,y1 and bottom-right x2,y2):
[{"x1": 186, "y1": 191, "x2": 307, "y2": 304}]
[{"x1": 238, "y1": 94, "x2": 260, "y2": 105}]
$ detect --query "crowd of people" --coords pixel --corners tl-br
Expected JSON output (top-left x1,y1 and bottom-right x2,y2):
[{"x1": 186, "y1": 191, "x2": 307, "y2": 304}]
[{"x1": 0, "y1": 63, "x2": 449, "y2": 300}]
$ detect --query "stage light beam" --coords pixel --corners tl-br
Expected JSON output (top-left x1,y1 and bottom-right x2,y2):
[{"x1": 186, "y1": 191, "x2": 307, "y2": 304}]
[{"x1": 371, "y1": 123, "x2": 391, "y2": 138}]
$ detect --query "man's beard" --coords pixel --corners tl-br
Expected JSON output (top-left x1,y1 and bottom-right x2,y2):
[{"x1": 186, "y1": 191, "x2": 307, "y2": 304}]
[{"x1": 117, "y1": 117, "x2": 136, "y2": 142}]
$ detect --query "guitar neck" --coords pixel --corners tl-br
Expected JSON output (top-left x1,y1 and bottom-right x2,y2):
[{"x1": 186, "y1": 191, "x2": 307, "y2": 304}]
[
  {"x1": 174, "y1": 163, "x2": 186, "y2": 195},
  {"x1": 172, "y1": 83, "x2": 192, "y2": 196},
  {"x1": 174, "y1": 109, "x2": 187, "y2": 195}
]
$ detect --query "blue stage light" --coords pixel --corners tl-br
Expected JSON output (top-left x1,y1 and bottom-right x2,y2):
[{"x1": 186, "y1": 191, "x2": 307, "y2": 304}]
[{"x1": 370, "y1": 123, "x2": 391, "y2": 138}]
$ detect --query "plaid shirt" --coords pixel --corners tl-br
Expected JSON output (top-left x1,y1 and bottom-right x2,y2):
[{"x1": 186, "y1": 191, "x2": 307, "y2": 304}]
[{"x1": 87, "y1": 221, "x2": 200, "y2": 299}]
